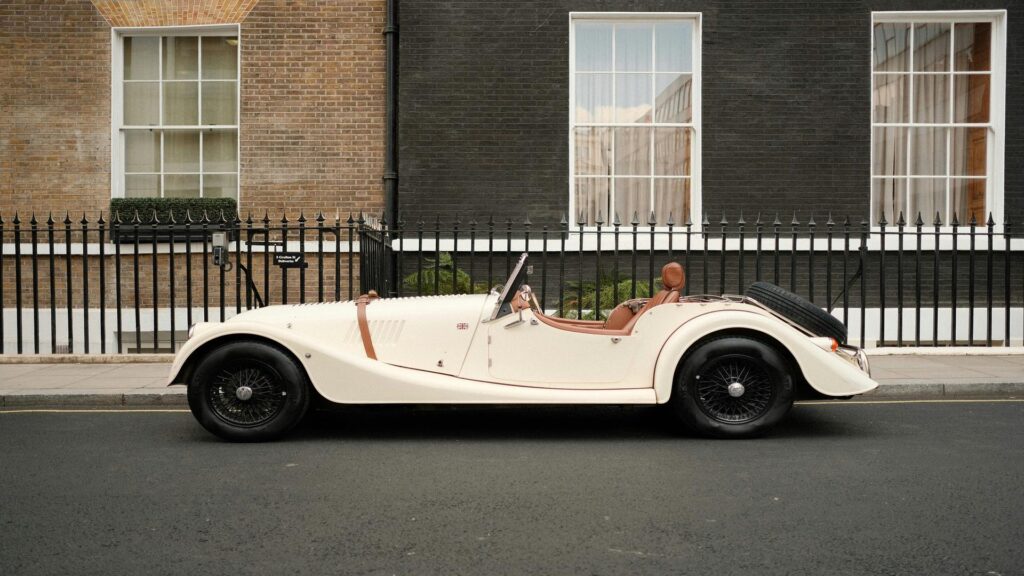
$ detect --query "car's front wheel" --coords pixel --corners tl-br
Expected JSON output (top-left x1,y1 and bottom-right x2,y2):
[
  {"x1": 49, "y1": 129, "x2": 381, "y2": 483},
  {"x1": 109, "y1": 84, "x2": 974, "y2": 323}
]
[
  {"x1": 187, "y1": 340, "x2": 311, "y2": 442},
  {"x1": 671, "y1": 336, "x2": 794, "y2": 438}
]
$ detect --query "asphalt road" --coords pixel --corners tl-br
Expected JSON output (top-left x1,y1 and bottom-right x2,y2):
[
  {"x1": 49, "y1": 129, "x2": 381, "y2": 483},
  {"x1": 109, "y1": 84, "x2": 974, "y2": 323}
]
[{"x1": 1, "y1": 401, "x2": 1023, "y2": 576}]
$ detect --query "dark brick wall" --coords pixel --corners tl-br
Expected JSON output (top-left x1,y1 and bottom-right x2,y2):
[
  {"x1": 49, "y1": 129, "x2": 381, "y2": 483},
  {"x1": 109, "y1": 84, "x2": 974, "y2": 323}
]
[{"x1": 398, "y1": 1, "x2": 1024, "y2": 226}]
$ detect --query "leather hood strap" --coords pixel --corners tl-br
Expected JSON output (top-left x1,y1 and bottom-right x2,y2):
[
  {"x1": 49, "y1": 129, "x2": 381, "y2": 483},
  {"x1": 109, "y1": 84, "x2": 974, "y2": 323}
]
[{"x1": 356, "y1": 291, "x2": 379, "y2": 360}]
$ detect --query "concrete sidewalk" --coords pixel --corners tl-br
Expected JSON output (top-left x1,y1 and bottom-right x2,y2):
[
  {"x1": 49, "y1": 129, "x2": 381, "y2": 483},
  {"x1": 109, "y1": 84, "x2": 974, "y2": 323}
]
[{"x1": 0, "y1": 353, "x2": 1022, "y2": 407}]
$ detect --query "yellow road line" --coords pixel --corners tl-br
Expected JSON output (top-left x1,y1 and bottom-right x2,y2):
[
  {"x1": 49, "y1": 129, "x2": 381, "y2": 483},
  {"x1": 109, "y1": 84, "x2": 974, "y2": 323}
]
[
  {"x1": 0, "y1": 408, "x2": 189, "y2": 414},
  {"x1": 796, "y1": 398, "x2": 1024, "y2": 406},
  {"x1": 1, "y1": 399, "x2": 1022, "y2": 414}
]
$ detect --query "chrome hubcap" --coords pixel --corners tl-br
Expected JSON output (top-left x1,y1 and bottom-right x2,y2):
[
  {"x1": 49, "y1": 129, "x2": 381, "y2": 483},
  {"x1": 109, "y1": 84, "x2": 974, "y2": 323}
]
[
  {"x1": 236, "y1": 385, "x2": 253, "y2": 401},
  {"x1": 727, "y1": 382, "x2": 745, "y2": 398}
]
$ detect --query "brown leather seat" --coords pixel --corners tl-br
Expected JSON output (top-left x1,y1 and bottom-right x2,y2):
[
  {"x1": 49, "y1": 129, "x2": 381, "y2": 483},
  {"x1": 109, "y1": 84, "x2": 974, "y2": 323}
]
[{"x1": 603, "y1": 262, "x2": 685, "y2": 330}]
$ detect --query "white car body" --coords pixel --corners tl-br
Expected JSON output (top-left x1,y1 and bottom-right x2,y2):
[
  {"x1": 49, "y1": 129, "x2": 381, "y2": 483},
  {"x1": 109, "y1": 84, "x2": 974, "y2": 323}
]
[{"x1": 168, "y1": 280, "x2": 878, "y2": 405}]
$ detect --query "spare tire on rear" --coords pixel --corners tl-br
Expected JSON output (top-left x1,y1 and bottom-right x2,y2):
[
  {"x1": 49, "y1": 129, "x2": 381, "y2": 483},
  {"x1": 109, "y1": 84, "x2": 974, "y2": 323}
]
[{"x1": 745, "y1": 281, "x2": 848, "y2": 344}]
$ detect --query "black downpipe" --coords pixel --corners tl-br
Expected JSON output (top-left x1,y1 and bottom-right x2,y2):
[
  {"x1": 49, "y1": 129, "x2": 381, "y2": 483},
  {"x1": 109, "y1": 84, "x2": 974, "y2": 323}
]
[
  {"x1": 383, "y1": 0, "x2": 399, "y2": 294},
  {"x1": 383, "y1": 0, "x2": 398, "y2": 222}
]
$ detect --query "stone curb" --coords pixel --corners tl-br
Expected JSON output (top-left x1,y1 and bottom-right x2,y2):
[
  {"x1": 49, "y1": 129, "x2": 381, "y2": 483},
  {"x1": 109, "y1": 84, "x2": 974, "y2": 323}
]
[
  {"x1": 1, "y1": 392, "x2": 188, "y2": 408},
  {"x1": 864, "y1": 381, "x2": 1024, "y2": 398},
  {"x1": 0, "y1": 354, "x2": 173, "y2": 365},
  {"x1": 2, "y1": 382, "x2": 1022, "y2": 409}
]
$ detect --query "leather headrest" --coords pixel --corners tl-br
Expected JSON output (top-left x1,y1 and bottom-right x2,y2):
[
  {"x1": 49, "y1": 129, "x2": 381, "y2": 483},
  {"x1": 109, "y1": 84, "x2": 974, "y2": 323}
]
[{"x1": 661, "y1": 262, "x2": 685, "y2": 291}]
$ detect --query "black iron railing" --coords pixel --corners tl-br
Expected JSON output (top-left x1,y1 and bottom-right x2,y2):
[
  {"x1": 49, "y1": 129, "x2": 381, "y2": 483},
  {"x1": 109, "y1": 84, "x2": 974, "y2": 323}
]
[
  {"x1": 0, "y1": 211, "x2": 359, "y2": 355},
  {"x1": 0, "y1": 210, "x2": 1022, "y2": 354},
  {"x1": 362, "y1": 211, "x2": 1023, "y2": 348}
]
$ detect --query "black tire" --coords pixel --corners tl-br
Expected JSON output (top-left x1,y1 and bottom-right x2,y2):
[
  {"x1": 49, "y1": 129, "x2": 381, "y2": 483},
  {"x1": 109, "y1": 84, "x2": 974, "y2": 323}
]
[
  {"x1": 187, "y1": 340, "x2": 311, "y2": 442},
  {"x1": 671, "y1": 336, "x2": 795, "y2": 438},
  {"x1": 745, "y1": 281, "x2": 847, "y2": 344}
]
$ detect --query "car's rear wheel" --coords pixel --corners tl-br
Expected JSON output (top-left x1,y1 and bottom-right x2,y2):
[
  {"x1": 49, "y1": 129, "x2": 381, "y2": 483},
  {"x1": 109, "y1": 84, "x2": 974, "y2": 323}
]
[
  {"x1": 187, "y1": 340, "x2": 310, "y2": 442},
  {"x1": 671, "y1": 336, "x2": 794, "y2": 438}
]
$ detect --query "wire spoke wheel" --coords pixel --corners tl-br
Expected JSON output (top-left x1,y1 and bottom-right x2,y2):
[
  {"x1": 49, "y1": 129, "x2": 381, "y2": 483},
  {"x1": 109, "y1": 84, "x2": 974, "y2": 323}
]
[
  {"x1": 207, "y1": 361, "x2": 288, "y2": 427},
  {"x1": 694, "y1": 354, "x2": 775, "y2": 424}
]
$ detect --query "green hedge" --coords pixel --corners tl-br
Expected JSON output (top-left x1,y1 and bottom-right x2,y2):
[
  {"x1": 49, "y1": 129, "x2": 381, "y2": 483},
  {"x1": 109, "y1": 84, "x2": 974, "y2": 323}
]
[
  {"x1": 109, "y1": 197, "x2": 238, "y2": 224},
  {"x1": 401, "y1": 253, "x2": 487, "y2": 295},
  {"x1": 561, "y1": 277, "x2": 657, "y2": 320}
]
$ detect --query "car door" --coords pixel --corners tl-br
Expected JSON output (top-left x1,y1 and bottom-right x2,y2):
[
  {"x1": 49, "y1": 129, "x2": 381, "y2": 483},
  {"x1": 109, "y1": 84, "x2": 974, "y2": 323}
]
[{"x1": 486, "y1": 309, "x2": 642, "y2": 389}]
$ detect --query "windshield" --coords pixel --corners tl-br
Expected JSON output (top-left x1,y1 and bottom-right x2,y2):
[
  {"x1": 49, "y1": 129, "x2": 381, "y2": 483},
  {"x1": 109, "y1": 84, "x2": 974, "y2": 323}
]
[{"x1": 489, "y1": 253, "x2": 529, "y2": 320}]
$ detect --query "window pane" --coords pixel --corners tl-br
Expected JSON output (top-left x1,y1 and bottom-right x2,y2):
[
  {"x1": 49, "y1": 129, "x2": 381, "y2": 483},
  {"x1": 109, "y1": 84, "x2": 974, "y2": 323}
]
[
  {"x1": 124, "y1": 130, "x2": 160, "y2": 173},
  {"x1": 125, "y1": 37, "x2": 159, "y2": 80},
  {"x1": 654, "y1": 178, "x2": 689, "y2": 225},
  {"x1": 615, "y1": 23, "x2": 652, "y2": 72},
  {"x1": 910, "y1": 127, "x2": 948, "y2": 176},
  {"x1": 953, "y1": 74, "x2": 990, "y2": 123},
  {"x1": 202, "y1": 36, "x2": 238, "y2": 79},
  {"x1": 654, "y1": 74, "x2": 692, "y2": 123},
  {"x1": 873, "y1": 23, "x2": 910, "y2": 72},
  {"x1": 913, "y1": 23, "x2": 951, "y2": 72},
  {"x1": 872, "y1": 127, "x2": 908, "y2": 176},
  {"x1": 615, "y1": 74, "x2": 652, "y2": 123},
  {"x1": 654, "y1": 127, "x2": 690, "y2": 176},
  {"x1": 913, "y1": 74, "x2": 950, "y2": 123},
  {"x1": 954, "y1": 22, "x2": 991, "y2": 71},
  {"x1": 872, "y1": 178, "x2": 907, "y2": 223},
  {"x1": 163, "y1": 82, "x2": 198, "y2": 125},
  {"x1": 951, "y1": 127, "x2": 987, "y2": 176},
  {"x1": 162, "y1": 37, "x2": 198, "y2": 80},
  {"x1": 203, "y1": 130, "x2": 238, "y2": 173},
  {"x1": 614, "y1": 127, "x2": 651, "y2": 176},
  {"x1": 575, "y1": 23, "x2": 612, "y2": 72},
  {"x1": 203, "y1": 174, "x2": 237, "y2": 199},
  {"x1": 909, "y1": 178, "x2": 946, "y2": 221},
  {"x1": 201, "y1": 81, "x2": 237, "y2": 125},
  {"x1": 124, "y1": 82, "x2": 159, "y2": 125},
  {"x1": 952, "y1": 178, "x2": 986, "y2": 221},
  {"x1": 614, "y1": 178, "x2": 651, "y2": 223},
  {"x1": 575, "y1": 178, "x2": 610, "y2": 225},
  {"x1": 164, "y1": 174, "x2": 200, "y2": 198},
  {"x1": 575, "y1": 73, "x2": 612, "y2": 123},
  {"x1": 163, "y1": 131, "x2": 200, "y2": 172},
  {"x1": 873, "y1": 73, "x2": 909, "y2": 123},
  {"x1": 574, "y1": 127, "x2": 611, "y2": 175},
  {"x1": 655, "y1": 22, "x2": 692, "y2": 72},
  {"x1": 125, "y1": 174, "x2": 160, "y2": 198}
]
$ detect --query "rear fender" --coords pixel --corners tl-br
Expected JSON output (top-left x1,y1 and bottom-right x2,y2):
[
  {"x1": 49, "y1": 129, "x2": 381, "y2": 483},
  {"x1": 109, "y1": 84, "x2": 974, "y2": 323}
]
[{"x1": 653, "y1": 310, "x2": 878, "y2": 402}]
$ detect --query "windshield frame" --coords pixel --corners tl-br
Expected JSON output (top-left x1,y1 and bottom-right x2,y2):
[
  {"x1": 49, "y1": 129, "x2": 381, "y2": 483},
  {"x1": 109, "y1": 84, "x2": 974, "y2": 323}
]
[{"x1": 487, "y1": 253, "x2": 529, "y2": 321}]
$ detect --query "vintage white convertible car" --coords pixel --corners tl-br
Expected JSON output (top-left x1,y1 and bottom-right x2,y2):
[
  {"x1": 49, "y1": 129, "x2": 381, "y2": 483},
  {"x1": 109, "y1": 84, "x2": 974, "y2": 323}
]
[{"x1": 169, "y1": 253, "x2": 877, "y2": 441}]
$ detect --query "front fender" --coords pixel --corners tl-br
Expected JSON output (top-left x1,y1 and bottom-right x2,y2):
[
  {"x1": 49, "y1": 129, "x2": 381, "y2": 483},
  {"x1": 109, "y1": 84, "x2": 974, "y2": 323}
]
[
  {"x1": 652, "y1": 310, "x2": 878, "y2": 403},
  {"x1": 167, "y1": 320, "x2": 363, "y2": 386}
]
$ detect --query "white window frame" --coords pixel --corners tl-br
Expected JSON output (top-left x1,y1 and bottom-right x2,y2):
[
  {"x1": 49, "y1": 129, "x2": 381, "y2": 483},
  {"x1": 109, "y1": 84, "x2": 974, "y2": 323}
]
[
  {"x1": 110, "y1": 24, "x2": 242, "y2": 202},
  {"x1": 870, "y1": 10, "x2": 1007, "y2": 229},
  {"x1": 568, "y1": 12, "x2": 702, "y2": 229}
]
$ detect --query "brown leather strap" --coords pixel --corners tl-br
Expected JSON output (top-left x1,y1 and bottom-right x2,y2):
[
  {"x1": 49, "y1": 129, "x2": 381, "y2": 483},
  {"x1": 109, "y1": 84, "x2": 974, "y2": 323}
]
[{"x1": 356, "y1": 290, "x2": 379, "y2": 360}]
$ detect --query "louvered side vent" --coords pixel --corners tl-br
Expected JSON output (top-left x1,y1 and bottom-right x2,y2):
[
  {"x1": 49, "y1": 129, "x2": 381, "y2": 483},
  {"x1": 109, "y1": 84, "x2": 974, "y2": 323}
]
[
  {"x1": 344, "y1": 323, "x2": 362, "y2": 344},
  {"x1": 369, "y1": 320, "x2": 405, "y2": 346}
]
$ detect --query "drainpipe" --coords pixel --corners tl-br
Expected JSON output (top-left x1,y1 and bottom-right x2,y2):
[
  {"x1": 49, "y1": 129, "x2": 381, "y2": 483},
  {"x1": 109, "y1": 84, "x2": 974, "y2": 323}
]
[{"x1": 383, "y1": 0, "x2": 398, "y2": 224}]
